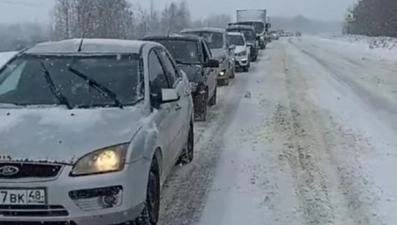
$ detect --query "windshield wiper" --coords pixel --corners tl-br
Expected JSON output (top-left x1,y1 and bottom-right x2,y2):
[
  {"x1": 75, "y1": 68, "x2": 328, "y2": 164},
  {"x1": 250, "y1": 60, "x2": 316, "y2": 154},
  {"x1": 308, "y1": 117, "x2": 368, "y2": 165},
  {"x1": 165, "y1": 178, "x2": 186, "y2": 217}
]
[
  {"x1": 40, "y1": 62, "x2": 72, "y2": 110},
  {"x1": 68, "y1": 66, "x2": 124, "y2": 109}
]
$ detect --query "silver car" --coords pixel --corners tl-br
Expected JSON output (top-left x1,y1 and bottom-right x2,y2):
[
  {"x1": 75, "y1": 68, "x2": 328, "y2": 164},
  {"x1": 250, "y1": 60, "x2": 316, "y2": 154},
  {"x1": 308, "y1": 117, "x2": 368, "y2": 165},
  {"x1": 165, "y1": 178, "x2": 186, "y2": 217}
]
[
  {"x1": 180, "y1": 27, "x2": 236, "y2": 86},
  {"x1": 0, "y1": 39, "x2": 194, "y2": 225}
]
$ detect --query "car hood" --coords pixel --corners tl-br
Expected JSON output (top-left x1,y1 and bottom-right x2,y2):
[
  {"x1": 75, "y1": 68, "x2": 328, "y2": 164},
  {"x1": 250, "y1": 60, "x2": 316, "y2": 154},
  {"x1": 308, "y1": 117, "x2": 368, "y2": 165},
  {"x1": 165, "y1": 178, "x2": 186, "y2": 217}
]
[
  {"x1": 235, "y1": 46, "x2": 246, "y2": 54},
  {"x1": 177, "y1": 64, "x2": 203, "y2": 82},
  {"x1": 0, "y1": 106, "x2": 145, "y2": 164},
  {"x1": 210, "y1": 48, "x2": 227, "y2": 59}
]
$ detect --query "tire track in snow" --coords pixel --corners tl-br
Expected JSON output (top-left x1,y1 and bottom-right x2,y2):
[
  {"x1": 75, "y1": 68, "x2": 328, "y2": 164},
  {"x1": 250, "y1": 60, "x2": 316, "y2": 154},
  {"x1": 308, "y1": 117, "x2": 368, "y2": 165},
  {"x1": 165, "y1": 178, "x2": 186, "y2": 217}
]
[
  {"x1": 158, "y1": 61, "x2": 252, "y2": 225},
  {"x1": 285, "y1": 39, "x2": 387, "y2": 225}
]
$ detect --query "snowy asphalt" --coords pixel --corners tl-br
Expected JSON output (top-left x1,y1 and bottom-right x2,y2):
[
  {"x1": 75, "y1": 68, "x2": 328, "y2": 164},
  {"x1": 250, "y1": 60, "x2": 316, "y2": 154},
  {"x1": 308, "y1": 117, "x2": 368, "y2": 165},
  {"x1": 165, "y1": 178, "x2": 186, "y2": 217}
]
[{"x1": 158, "y1": 36, "x2": 397, "y2": 225}]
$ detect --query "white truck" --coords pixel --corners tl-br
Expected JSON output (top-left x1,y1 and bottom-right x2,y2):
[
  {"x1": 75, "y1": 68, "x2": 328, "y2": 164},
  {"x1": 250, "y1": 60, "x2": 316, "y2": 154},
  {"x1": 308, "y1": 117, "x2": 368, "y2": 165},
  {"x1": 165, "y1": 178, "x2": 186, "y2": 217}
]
[{"x1": 236, "y1": 9, "x2": 271, "y2": 49}]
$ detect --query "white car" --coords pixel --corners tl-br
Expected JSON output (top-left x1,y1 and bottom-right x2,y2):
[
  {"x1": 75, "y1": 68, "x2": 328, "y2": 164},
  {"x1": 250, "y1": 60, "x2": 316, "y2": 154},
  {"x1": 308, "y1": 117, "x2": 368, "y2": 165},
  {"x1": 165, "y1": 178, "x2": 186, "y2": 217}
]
[
  {"x1": 0, "y1": 39, "x2": 194, "y2": 225},
  {"x1": 228, "y1": 32, "x2": 250, "y2": 72}
]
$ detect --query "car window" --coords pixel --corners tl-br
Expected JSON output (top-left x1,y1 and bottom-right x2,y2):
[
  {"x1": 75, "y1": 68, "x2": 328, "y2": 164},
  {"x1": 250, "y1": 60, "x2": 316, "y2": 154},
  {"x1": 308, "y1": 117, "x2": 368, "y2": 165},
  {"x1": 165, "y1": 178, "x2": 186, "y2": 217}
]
[
  {"x1": 0, "y1": 55, "x2": 141, "y2": 107},
  {"x1": 156, "y1": 49, "x2": 178, "y2": 86},
  {"x1": 148, "y1": 50, "x2": 169, "y2": 92},
  {"x1": 201, "y1": 41, "x2": 210, "y2": 62},
  {"x1": 0, "y1": 61, "x2": 25, "y2": 95}
]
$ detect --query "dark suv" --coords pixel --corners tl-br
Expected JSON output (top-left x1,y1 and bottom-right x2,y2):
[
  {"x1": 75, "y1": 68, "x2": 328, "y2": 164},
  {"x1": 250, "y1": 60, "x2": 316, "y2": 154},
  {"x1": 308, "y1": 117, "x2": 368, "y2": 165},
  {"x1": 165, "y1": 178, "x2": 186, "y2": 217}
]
[
  {"x1": 142, "y1": 34, "x2": 219, "y2": 121},
  {"x1": 226, "y1": 25, "x2": 259, "y2": 62}
]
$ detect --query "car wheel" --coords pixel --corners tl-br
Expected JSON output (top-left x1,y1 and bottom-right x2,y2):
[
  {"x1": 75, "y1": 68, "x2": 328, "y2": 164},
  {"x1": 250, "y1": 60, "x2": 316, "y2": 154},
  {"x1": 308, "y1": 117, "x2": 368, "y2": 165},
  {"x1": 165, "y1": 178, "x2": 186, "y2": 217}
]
[
  {"x1": 134, "y1": 157, "x2": 160, "y2": 225},
  {"x1": 208, "y1": 88, "x2": 217, "y2": 106},
  {"x1": 177, "y1": 122, "x2": 194, "y2": 165},
  {"x1": 194, "y1": 93, "x2": 208, "y2": 121},
  {"x1": 229, "y1": 66, "x2": 235, "y2": 79}
]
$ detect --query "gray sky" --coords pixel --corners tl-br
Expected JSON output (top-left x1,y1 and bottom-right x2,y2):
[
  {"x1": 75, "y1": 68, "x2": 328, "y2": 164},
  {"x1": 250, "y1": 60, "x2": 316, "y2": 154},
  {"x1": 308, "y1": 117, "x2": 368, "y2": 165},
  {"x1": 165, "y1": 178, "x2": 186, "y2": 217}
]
[{"x1": 0, "y1": 0, "x2": 357, "y2": 24}]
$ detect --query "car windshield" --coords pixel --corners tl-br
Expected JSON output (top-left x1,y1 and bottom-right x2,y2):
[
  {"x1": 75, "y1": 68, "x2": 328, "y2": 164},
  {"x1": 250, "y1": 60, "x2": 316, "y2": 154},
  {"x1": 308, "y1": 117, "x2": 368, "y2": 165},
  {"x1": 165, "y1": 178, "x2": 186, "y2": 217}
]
[
  {"x1": 0, "y1": 55, "x2": 142, "y2": 108},
  {"x1": 155, "y1": 40, "x2": 201, "y2": 64},
  {"x1": 235, "y1": 22, "x2": 264, "y2": 34},
  {"x1": 228, "y1": 35, "x2": 245, "y2": 46},
  {"x1": 183, "y1": 31, "x2": 223, "y2": 49},
  {"x1": 227, "y1": 29, "x2": 255, "y2": 42}
]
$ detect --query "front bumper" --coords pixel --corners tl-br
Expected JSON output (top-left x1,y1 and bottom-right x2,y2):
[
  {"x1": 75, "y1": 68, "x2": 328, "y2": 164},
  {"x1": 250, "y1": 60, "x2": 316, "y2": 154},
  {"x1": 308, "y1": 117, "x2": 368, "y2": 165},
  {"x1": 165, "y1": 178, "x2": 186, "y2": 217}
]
[
  {"x1": 234, "y1": 55, "x2": 249, "y2": 67},
  {"x1": 0, "y1": 159, "x2": 150, "y2": 225}
]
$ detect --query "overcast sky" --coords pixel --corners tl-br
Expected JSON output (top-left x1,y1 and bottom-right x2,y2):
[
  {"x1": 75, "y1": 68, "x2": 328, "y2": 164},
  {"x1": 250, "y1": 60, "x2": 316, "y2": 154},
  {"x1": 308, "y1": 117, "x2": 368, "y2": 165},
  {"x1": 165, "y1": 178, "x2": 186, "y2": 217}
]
[{"x1": 0, "y1": 0, "x2": 357, "y2": 24}]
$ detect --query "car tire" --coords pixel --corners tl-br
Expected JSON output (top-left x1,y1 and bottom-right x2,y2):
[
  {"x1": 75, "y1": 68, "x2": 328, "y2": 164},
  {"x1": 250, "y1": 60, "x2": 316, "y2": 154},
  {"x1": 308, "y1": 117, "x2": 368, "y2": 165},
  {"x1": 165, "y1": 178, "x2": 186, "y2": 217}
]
[
  {"x1": 177, "y1": 122, "x2": 194, "y2": 165},
  {"x1": 194, "y1": 93, "x2": 208, "y2": 121},
  {"x1": 229, "y1": 66, "x2": 235, "y2": 79},
  {"x1": 134, "y1": 157, "x2": 160, "y2": 225},
  {"x1": 208, "y1": 88, "x2": 217, "y2": 106}
]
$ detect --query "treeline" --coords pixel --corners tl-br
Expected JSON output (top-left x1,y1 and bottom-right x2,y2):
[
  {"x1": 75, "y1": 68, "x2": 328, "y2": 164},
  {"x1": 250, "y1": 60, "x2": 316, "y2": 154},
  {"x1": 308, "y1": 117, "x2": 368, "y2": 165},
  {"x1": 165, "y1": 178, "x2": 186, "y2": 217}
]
[
  {"x1": 346, "y1": 0, "x2": 397, "y2": 37},
  {"x1": 0, "y1": 0, "x2": 231, "y2": 51}
]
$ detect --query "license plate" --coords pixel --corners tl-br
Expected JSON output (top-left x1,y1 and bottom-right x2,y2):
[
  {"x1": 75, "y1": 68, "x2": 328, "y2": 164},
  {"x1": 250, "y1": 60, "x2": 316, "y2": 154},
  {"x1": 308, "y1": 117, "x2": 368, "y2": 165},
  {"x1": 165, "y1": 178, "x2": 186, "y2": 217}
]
[{"x1": 0, "y1": 189, "x2": 46, "y2": 205}]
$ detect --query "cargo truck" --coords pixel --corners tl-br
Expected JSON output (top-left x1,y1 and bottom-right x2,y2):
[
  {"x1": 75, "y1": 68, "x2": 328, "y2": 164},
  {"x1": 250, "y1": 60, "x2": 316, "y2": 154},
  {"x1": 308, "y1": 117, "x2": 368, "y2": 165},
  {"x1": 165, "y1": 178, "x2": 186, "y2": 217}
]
[{"x1": 236, "y1": 9, "x2": 271, "y2": 49}]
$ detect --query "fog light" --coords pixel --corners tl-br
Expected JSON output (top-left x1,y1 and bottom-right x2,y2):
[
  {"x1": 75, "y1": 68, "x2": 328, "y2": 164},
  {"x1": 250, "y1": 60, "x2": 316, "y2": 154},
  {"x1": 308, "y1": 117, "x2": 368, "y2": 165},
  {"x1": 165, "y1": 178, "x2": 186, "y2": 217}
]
[
  {"x1": 102, "y1": 195, "x2": 118, "y2": 207},
  {"x1": 69, "y1": 186, "x2": 123, "y2": 211}
]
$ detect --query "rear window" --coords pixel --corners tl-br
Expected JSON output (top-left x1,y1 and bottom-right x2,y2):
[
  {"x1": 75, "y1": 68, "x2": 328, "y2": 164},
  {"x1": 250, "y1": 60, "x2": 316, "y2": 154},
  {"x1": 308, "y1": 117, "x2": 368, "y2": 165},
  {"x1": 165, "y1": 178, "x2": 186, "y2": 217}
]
[{"x1": 182, "y1": 31, "x2": 224, "y2": 49}]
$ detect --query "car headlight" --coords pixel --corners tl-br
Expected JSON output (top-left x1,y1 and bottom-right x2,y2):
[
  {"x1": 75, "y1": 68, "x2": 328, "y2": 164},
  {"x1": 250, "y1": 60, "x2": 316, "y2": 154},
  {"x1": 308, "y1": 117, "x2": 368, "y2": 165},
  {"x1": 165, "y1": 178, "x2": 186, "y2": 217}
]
[
  {"x1": 237, "y1": 50, "x2": 247, "y2": 56},
  {"x1": 219, "y1": 71, "x2": 225, "y2": 76},
  {"x1": 71, "y1": 144, "x2": 128, "y2": 176}
]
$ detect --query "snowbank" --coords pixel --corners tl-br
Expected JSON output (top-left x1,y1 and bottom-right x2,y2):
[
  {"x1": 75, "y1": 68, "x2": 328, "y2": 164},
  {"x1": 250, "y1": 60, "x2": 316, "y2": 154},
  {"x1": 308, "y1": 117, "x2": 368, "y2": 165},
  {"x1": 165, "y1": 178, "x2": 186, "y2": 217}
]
[
  {"x1": 0, "y1": 51, "x2": 18, "y2": 67},
  {"x1": 327, "y1": 35, "x2": 397, "y2": 50}
]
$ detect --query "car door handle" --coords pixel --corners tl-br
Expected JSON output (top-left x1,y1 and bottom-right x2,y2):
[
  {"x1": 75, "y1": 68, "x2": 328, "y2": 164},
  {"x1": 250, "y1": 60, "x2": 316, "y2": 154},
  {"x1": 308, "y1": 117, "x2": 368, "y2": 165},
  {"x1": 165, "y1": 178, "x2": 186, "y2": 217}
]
[{"x1": 175, "y1": 103, "x2": 182, "y2": 111}]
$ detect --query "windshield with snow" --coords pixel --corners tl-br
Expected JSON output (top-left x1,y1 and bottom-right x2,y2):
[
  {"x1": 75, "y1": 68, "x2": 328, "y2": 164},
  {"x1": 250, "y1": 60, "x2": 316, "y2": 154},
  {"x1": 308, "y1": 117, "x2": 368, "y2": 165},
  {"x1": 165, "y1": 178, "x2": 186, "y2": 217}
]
[
  {"x1": 228, "y1": 35, "x2": 245, "y2": 46},
  {"x1": 154, "y1": 40, "x2": 201, "y2": 64},
  {"x1": 0, "y1": 55, "x2": 141, "y2": 108}
]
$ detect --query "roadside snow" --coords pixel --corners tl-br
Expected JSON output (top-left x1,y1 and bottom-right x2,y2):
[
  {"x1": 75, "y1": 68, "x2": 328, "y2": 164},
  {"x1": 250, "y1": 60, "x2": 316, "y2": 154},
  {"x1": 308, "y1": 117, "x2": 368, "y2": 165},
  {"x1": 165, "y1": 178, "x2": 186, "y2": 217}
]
[
  {"x1": 0, "y1": 51, "x2": 17, "y2": 66},
  {"x1": 309, "y1": 35, "x2": 397, "y2": 61}
]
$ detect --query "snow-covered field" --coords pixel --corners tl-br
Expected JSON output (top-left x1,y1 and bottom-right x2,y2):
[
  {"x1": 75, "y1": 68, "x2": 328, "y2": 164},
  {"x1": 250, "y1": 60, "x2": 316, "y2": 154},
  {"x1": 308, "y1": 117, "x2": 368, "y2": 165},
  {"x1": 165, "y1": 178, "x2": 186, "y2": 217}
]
[
  {"x1": 0, "y1": 51, "x2": 17, "y2": 66},
  {"x1": 157, "y1": 36, "x2": 397, "y2": 225},
  {"x1": 319, "y1": 35, "x2": 397, "y2": 60}
]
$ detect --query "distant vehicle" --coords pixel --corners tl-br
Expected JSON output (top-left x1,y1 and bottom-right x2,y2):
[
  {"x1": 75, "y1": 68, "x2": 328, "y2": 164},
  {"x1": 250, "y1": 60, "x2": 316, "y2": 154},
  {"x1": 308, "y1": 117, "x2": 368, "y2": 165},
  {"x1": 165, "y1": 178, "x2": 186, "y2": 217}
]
[
  {"x1": 142, "y1": 34, "x2": 219, "y2": 121},
  {"x1": 228, "y1": 32, "x2": 250, "y2": 72},
  {"x1": 269, "y1": 31, "x2": 279, "y2": 40},
  {"x1": 295, "y1": 31, "x2": 302, "y2": 37},
  {"x1": 181, "y1": 27, "x2": 236, "y2": 86},
  {"x1": 0, "y1": 39, "x2": 195, "y2": 225},
  {"x1": 236, "y1": 9, "x2": 271, "y2": 49},
  {"x1": 227, "y1": 25, "x2": 259, "y2": 62}
]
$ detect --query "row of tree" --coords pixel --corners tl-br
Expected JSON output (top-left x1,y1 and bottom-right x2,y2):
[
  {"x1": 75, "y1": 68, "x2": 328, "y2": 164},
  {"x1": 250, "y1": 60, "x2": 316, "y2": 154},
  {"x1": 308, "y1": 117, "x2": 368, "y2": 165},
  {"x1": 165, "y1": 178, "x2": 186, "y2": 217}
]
[
  {"x1": 52, "y1": 0, "x2": 231, "y2": 40},
  {"x1": 0, "y1": 0, "x2": 231, "y2": 51},
  {"x1": 346, "y1": 0, "x2": 397, "y2": 37}
]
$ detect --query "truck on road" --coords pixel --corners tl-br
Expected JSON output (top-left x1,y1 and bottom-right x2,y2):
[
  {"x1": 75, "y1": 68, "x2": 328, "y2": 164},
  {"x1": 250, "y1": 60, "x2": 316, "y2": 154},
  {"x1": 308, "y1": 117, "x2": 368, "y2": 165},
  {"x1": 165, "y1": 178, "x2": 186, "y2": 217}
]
[{"x1": 236, "y1": 9, "x2": 271, "y2": 49}]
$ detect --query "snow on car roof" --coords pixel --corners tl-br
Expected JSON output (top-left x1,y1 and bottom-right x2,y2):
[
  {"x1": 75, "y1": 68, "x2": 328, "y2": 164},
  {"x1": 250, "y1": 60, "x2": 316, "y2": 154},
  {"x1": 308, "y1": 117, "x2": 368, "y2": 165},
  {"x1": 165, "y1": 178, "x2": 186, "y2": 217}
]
[
  {"x1": 25, "y1": 39, "x2": 150, "y2": 55},
  {"x1": 228, "y1": 32, "x2": 243, "y2": 36},
  {"x1": 181, "y1": 27, "x2": 226, "y2": 34}
]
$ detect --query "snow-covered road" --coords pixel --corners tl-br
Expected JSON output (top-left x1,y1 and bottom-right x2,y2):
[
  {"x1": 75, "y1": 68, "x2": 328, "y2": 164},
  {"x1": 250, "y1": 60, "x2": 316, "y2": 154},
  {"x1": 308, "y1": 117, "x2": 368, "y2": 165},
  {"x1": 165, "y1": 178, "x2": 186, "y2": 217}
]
[{"x1": 158, "y1": 36, "x2": 397, "y2": 225}]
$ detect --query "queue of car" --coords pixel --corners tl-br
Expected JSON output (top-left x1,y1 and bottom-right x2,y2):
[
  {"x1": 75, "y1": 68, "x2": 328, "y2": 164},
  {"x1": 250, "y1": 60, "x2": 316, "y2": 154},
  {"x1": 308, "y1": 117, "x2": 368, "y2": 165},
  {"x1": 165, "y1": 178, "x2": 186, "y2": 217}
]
[{"x1": 0, "y1": 20, "x2": 269, "y2": 225}]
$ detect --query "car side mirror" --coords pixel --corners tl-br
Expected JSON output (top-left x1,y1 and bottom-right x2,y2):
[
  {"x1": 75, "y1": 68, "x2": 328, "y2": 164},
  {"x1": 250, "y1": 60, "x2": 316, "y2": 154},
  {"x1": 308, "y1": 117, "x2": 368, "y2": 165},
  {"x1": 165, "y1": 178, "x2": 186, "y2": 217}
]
[
  {"x1": 151, "y1": 88, "x2": 180, "y2": 109},
  {"x1": 229, "y1": 45, "x2": 236, "y2": 51},
  {"x1": 204, "y1": 59, "x2": 219, "y2": 68},
  {"x1": 161, "y1": 89, "x2": 179, "y2": 103}
]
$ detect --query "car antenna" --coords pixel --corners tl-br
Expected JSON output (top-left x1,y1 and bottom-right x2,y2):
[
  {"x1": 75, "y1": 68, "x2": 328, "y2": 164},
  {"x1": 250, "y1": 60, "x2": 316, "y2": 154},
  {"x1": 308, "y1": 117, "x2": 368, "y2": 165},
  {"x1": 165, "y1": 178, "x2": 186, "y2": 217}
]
[{"x1": 77, "y1": 12, "x2": 91, "y2": 52}]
